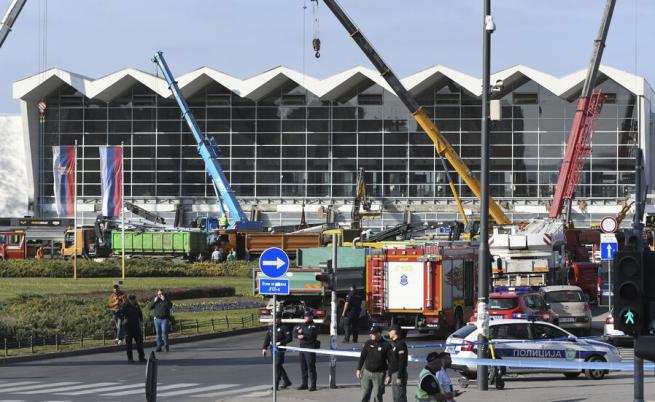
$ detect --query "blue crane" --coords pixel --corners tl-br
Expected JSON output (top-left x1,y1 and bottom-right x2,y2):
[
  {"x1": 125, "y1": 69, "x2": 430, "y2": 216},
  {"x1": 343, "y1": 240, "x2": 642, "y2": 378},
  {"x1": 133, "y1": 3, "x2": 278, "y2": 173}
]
[{"x1": 152, "y1": 51, "x2": 262, "y2": 231}]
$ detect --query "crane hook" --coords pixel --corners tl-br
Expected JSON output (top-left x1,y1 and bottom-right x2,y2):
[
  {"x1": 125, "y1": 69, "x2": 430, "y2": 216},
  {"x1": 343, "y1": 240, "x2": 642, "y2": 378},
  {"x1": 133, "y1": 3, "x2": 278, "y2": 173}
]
[{"x1": 313, "y1": 37, "x2": 321, "y2": 58}]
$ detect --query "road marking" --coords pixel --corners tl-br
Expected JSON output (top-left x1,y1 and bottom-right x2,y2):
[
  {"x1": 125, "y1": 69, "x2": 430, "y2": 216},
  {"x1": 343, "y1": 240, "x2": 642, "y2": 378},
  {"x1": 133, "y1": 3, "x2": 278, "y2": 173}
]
[
  {"x1": 57, "y1": 383, "x2": 144, "y2": 396},
  {"x1": 0, "y1": 382, "x2": 79, "y2": 393},
  {"x1": 193, "y1": 384, "x2": 271, "y2": 398},
  {"x1": 101, "y1": 383, "x2": 198, "y2": 396},
  {"x1": 157, "y1": 384, "x2": 238, "y2": 397},
  {"x1": 17, "y1": 382, "x2": 117, "y2": 395},
  {"x1": 0, "y1": 400, "x2": 26, "y2": 402},
  {"x1": 0, "y1": 382, "x2": 41, "y2": 390}
]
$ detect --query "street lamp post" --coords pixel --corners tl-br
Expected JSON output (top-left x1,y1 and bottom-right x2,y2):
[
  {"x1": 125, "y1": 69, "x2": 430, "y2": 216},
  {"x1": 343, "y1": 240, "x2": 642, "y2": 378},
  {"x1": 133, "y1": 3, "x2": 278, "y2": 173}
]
[{"x1": 477, "y1": 0, "x2": 495, "y2": 391}]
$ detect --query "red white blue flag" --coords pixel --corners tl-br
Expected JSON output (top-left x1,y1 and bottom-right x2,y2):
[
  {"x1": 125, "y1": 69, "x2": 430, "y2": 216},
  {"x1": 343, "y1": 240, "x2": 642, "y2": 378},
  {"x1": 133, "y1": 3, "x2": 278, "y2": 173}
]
[
  {"x1": 100, "y1": 146, "x2": 123, "y2": 218},
  {"x1": 52, "y1": 146, "x2": 76, "y2": 217}
]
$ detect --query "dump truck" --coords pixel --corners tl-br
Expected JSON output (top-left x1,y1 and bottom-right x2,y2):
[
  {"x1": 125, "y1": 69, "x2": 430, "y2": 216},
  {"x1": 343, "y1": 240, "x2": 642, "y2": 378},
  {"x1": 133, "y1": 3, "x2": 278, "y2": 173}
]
[
  {"x1": 254, "y1": 246, "x2": 367, "y2": 327},
  {"x1": 111, "y1": 230, "x2": 207, "y2": 260}
]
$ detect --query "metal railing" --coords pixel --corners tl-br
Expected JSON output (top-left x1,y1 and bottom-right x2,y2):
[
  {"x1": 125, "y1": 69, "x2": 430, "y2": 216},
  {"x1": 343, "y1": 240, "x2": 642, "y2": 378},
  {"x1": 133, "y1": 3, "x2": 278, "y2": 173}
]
[{"x1": 2, "y1": 313, "x2": 262, "y2": 358}]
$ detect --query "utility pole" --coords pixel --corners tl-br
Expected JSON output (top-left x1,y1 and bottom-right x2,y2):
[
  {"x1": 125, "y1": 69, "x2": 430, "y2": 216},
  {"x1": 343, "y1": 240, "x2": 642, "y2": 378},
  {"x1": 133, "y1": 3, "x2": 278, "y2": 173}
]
[
  {"x1": 329, "y1": 234, "x2": 338, "y2": 388},
  {"x1": 477, "y1": 0, "x2": 495, "y2": 390},
  {"x1": 633, "y1": 147, "x2": 644, "y2": 402}
]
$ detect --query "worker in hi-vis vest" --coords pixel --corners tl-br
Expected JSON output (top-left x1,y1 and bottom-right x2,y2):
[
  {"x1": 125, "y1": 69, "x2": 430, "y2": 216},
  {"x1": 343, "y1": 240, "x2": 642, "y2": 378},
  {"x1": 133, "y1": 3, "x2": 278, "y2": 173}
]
[
  {"x1": 219, "y1": 215, "x2": 228, "y2": 229},
  {"x1": 415, "y1": 352, "x2": 450, "y2": 402}
]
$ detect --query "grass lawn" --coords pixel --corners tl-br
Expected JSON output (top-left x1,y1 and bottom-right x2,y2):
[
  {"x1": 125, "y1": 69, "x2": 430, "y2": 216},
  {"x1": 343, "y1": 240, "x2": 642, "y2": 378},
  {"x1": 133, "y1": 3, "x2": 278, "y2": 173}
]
[{"x1": 0, "y1": 276, "x2": 254, "y2": 302}]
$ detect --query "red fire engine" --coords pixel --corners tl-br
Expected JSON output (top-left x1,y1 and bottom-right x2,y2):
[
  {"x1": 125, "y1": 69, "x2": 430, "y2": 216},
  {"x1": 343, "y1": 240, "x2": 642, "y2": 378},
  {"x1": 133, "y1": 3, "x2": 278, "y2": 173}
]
[{"x1": 366, "y1": 242, "x2": 478, "y2": 332}]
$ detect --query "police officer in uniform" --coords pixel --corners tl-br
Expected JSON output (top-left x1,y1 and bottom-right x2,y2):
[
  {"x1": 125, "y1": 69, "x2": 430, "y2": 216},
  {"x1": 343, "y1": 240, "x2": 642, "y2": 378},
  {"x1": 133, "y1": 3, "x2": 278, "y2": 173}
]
[
  {"x1": 295, "y1": 311, "x2": 319, "y2": 391},
  {"x1": 262, "y1": 317, "x2": 293, "y2": 390},
  {"x1": 415, "y1": 352, "x2": 450, "y2": 402},
  {"x1": 386, "y1": 324, "x2": 408, "y2": 402},
  {"x1": 357, "y1": 325, "x2": 391, "y2": 402},
  {"x1": 342, "y1": 284, "x2": 362, "y2": 343}
]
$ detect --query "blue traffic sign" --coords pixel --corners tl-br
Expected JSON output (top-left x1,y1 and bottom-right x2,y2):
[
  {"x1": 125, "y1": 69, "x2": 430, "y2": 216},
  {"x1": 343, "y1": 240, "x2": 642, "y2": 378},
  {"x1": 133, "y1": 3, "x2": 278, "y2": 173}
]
[
  {"x1": 601, "y1": 242, "x2": 618, "y2": 261},
  {"x1": 259, "y1": 278, "x2": 290, "y2": 295},
  {"x1": 259, "y1": 247, "x2": 289, "y2": 278}
]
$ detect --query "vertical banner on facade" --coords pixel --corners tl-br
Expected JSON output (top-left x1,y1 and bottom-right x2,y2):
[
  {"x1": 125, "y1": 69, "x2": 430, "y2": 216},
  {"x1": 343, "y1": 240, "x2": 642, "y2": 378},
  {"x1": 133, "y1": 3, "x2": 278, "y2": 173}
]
[
  {"x1": 52, "y1": 146, "x2": 76, "y2": 217},
  {"x1": 99, "y1": 146, "x2": 123, "y2": 218}
]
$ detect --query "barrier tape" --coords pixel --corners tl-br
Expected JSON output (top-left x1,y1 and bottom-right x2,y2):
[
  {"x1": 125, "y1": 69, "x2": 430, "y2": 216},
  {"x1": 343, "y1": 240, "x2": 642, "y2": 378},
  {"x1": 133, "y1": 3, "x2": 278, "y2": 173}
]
[
  {"x1": 280, "y1": 345, "x2": 653, "y2": 372},
  {"x1": 329, "y1": 335, "x2": 608, "y2": 352}
]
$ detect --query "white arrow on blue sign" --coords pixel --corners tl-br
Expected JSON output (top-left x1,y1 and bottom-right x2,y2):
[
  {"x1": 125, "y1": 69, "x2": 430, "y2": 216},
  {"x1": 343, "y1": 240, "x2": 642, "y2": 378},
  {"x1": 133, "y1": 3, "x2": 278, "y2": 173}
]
[
  {"x1": 259, "y1": 247, "x2": 290, "y2": 278},
  {"x1": 600, "y1": 242, "x2": 618, "y2": 261}
]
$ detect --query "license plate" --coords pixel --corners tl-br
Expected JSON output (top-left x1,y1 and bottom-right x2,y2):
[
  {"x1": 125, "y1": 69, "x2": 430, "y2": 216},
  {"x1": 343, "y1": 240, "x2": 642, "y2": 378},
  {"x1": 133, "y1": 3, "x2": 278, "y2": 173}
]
[
  {"x1": 559, "y1": 317, "x2": 575, "y2": 323},
  {"x1": 490, "y1": 315, "x2": 504, "y2": 320}
]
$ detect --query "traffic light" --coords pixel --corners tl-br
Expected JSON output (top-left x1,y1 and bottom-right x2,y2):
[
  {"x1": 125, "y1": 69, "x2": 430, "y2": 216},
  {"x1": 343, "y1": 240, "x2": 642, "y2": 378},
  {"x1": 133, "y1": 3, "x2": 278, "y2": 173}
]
[
  {"x1": 612, "y1": 250, "x2": 644, "y2": 335},
  {"x1": 315, "y1": 259, "x2": 335, "y2": 291}
]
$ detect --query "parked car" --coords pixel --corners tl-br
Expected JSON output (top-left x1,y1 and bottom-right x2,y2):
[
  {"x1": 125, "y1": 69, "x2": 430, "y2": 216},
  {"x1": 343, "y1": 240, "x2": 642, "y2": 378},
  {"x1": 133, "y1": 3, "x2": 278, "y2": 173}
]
[
  {"x1": 603, "y1": 307, "x2": 632, "y2": 345},
  {"x1": 540, "y1": 285, "x2": 592, "y2": 336},
  {"x1": 446, "y1": 319, "x2": 621, "y2": 380},
  {"x1": 471, "y1": 287, "x2": 558, "y2": 324}
]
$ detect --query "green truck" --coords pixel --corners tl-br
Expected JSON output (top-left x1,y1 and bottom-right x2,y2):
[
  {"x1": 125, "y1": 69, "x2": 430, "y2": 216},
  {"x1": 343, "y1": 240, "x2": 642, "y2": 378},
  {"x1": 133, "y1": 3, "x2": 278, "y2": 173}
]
[
  {"x1": 111, "y1": 230, "x2": 207, "y2": 259},
  {"x1": 254, "y1": 247, "x2": 367, "y2": 327}
]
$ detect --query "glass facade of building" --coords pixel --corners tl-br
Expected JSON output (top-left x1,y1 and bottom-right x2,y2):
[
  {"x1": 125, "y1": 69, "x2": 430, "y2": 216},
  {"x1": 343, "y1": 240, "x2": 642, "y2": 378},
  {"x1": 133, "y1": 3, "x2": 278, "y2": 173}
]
[{"x1": 38, "y1": 76, "x2": 640, "y2": 207}]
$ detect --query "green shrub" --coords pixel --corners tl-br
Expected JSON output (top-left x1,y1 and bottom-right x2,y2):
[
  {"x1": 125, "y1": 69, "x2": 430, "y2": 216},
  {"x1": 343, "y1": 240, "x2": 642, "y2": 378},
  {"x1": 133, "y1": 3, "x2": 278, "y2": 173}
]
[
  {"x1": 0, "y1": 294, "x2": 111, "y2": 340},
  {"x1": 0, "y1": 259, "x2": 256, "y2": 279}
]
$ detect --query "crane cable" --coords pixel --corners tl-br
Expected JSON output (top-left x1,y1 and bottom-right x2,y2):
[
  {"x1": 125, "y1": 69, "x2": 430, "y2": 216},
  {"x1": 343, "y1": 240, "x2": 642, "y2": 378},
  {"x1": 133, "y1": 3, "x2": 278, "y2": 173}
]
[{"x1": 311, "y1": 0, "x2": 320, "y2": 58}]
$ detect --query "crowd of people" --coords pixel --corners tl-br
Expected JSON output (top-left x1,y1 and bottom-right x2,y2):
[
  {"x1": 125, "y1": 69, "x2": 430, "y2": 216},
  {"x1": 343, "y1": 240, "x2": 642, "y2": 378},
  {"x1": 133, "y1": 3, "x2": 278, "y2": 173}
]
[
  {"x1": 262, "y1": 312, "x2": 461, "y2": 402},
  {"x1": 107, "y1": 284, "x2": 173, "y2": 363}
]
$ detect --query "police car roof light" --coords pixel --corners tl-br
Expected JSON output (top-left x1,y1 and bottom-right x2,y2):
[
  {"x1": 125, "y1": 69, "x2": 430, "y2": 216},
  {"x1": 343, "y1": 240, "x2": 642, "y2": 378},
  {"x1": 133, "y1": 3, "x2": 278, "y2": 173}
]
[
  {"x1": 494, "y1": 286, "x2": 534, "y2": 293},
  {"x1": 512, "y1": 313, "x2": 540, "y2": 321}
]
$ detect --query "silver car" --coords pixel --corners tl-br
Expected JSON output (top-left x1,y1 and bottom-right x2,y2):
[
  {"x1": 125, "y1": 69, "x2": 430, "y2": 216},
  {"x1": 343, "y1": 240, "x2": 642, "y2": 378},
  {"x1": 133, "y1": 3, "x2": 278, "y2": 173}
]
[{"x1": 540, "y1": 286, "x2": 592, "y2": 336}]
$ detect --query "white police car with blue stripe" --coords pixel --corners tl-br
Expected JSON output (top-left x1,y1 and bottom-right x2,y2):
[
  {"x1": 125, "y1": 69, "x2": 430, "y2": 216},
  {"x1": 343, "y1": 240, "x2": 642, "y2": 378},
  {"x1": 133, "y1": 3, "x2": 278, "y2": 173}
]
[{"x1": 445, "y1": 319, "x2": 621, "y2": 380}]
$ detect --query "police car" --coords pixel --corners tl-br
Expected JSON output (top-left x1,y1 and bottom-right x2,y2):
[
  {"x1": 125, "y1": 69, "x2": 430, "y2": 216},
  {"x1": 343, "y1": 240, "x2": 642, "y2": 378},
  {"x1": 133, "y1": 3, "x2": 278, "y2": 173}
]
[{"x1": 445, "y1": 319, "x2": 621, "y2": 380}]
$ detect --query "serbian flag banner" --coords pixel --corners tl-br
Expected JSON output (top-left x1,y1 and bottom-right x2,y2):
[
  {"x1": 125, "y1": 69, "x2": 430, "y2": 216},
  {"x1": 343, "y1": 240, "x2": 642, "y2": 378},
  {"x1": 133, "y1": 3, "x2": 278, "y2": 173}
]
[
  {"x1": 99, "y1": 146, "x2": 123, "y2": 218},
  {"x1": 52, "y1": 146, "x2": 76, "y2": 217}
]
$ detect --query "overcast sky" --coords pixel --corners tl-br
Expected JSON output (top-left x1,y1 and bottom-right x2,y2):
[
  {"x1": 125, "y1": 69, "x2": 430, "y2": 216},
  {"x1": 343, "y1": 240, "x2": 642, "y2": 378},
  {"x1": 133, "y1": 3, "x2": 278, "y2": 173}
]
[{"x1": 0, "y1": 0, "x2": 652, "y2": 113}]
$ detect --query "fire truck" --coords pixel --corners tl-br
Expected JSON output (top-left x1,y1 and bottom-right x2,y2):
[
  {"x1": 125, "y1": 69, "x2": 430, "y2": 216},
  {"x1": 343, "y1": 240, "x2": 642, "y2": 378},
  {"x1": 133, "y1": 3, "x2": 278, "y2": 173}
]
[
  {"x1": 0, "y1": 230, "x2": 27, "y2": 259},
  {"x1": 366, "y1": 242, "x2": 478, "y2": 332}
]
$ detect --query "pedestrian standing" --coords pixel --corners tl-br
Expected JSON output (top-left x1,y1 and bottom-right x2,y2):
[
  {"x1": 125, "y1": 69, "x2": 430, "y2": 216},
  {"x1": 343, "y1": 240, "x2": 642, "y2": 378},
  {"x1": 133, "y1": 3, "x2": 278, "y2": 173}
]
[
  {"x1": 357, "y1": 325, "x2": 391, "y2": 402},
  {"x1": 108, "y1": 284, "x2": 127, "y2": 345},
  {"x1": 261, "y1": 317, "x2": 293, "y2": 390},
  {"x1": 295, "y1": 311, "x2": 319, "y2": 391},
  {"x1": 386, "y1": 325, "x2": 408, "y2": 402},
  {"x1": 149, "y1": 289, "x2": 173, "y2": 352},
  {"x1": 415, "y1": 352, "x2": 449, "y2": 402},
  {"x1": 342, "y1": 284, "x2": 362, "y2": 343},
  {"x1": 120, "y1": 294, "x2": 146, "y2": 363},
  {"x1": 436, "y1": 352, "x2": 460, "y2": 402},
  {"x1": 211, "y1": 246, "x2": 220, "y2": 263}
]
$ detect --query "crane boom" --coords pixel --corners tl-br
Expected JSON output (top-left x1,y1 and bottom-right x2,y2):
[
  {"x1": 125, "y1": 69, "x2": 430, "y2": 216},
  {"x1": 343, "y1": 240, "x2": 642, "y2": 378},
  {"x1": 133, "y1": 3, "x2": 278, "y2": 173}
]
[
  {"x1": 549, "y1": 0, "x2": 616, "y2": 221},
  {"x1": 321, "y1": 0, "x2": 510, "y2": 225},
  {"x1": 152, "y1": 51, "x2": 262, "y2": 231},
  {"x1": 0, "y1": 0, "x2": 27, "y2": 48}
]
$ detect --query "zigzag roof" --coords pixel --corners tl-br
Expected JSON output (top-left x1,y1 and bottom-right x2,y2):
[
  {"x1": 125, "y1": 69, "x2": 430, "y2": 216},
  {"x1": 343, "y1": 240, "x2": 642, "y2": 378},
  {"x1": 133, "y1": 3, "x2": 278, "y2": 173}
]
[{"x1": 13, "y1": 64, "x2": 653, "y2": 103}]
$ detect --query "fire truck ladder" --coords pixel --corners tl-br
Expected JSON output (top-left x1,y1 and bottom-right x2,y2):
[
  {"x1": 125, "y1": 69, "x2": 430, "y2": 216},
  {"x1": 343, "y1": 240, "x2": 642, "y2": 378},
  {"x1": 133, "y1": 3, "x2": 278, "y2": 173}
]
[{"x1": 369, "y1": 257, "x2": 386, "y2": 316}]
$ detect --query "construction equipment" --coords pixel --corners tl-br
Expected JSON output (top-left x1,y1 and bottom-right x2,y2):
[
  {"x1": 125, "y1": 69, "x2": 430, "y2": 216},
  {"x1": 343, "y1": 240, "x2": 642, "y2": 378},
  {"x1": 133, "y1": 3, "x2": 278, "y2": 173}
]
[
  {"x1": 549, "y1": 0, "x2": 616, "y2": 224},
  {"x1": 0, "y1": 0, "x2": 27, "y2": 48},
  {"x1": 152, "y1": 51, "x2": 262, "y2": 231},
  {"x1": 320, "y1": 0, "x2": 510, "y2": 225},
  {"x1": 125, "y1": 202, "x2": 166, "y2": 225},
  {"x1": 351, "y1": 168, "x2": 380, "y2": 229}
]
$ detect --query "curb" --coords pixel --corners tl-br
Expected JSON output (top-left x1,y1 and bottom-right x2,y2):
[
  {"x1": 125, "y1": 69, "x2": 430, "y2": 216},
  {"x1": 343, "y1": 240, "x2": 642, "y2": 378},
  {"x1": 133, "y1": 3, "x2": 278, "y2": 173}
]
[{"x1": 1, "y1": 326, "x2": 266, "y2": 365}]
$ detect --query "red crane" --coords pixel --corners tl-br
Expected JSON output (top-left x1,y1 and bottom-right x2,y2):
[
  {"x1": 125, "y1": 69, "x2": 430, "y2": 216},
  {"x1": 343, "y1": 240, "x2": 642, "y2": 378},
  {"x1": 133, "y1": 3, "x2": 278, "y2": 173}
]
[{"x1": 549, "y1": 0, "x2": 616, "y2": 223}]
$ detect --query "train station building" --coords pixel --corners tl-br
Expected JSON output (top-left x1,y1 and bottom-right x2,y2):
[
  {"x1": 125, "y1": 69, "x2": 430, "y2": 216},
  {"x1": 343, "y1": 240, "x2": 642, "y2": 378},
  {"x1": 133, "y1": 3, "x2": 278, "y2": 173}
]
[{"x1": 12, "y1": 64, "x2": 655, "y2": 228}]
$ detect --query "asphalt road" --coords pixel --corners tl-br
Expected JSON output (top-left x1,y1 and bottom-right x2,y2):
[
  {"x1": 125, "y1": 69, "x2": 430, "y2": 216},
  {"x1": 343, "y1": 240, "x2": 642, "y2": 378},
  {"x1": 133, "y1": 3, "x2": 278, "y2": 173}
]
[{"x1": 0, "y1": 307, "x2": 651, "y2": 402}]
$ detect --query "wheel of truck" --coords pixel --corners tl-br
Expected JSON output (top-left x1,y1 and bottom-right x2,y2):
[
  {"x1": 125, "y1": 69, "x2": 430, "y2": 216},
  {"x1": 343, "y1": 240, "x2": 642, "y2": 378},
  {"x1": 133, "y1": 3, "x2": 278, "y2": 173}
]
[
  {"x1": 454, "y1": 308, "x2": 465, "y2": 330},
  {"x1": 584, "y1": 355, "x2": 607, "y2": 380}
]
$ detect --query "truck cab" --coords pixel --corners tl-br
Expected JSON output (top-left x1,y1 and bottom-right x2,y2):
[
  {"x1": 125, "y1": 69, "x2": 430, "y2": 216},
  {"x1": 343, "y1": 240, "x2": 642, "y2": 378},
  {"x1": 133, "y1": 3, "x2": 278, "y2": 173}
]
[
  {"x1": 0, "y1": 231, "x2": 26, "y2": 259},
  {"x1": 566, "y1": 261, "x2": 600, "y2": 304}
]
